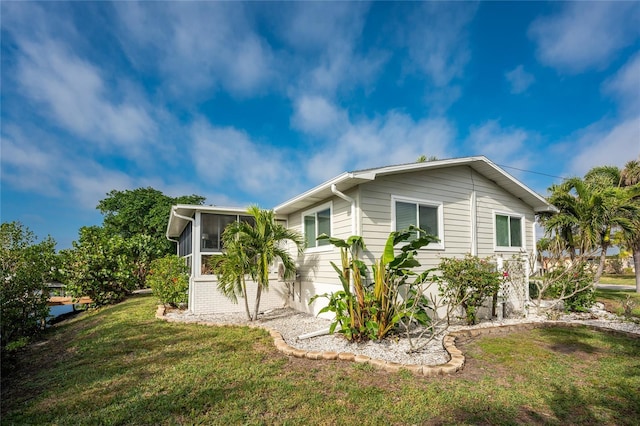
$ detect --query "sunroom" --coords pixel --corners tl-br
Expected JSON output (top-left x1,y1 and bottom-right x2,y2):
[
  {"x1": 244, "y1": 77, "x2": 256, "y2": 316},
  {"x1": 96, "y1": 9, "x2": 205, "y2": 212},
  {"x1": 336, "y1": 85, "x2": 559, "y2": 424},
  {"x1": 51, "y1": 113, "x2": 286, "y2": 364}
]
[{"x1": 165, "y1": 204, "x2": 290, "y2": 314}]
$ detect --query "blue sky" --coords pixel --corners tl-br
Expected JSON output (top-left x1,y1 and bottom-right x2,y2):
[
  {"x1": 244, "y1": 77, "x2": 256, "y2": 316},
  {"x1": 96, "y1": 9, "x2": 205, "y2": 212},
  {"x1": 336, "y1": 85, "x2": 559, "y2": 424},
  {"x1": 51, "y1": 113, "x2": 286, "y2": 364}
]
[{"x1": 2, "y1": 1, "x2": 639, "y2": 250}]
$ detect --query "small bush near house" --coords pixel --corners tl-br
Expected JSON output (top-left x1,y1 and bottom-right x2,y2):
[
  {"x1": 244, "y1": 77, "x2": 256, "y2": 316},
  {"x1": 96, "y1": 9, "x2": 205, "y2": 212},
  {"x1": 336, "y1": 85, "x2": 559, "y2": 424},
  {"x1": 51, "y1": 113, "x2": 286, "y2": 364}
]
[
  {"x1": 148, "y1": 255, "x2": 189, "y2": 307},
  {"x1": 544, "y1": 265, "x2": 595, "y2": 312},
  {"x1": 438, "y1": 255, "x2": 502, "y2": 325}
]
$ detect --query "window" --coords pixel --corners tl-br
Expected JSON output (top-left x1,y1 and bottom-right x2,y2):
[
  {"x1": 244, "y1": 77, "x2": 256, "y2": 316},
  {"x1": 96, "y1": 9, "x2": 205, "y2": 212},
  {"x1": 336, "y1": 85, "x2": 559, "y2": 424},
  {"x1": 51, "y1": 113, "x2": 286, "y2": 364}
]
[
  {"x1": 302, "y1": 203, "x2": 331, "y2": 250},
  {"x1": 178, "y1": 221, "x2": 192, "y2": 257},
  {"x1": 178, "y1": 222, "x2": 193, "y2": 275},
  {"x1": 495, "y1": 213, "x2": 523, "y2": 249},
  {"x1": 201, "y1": 214, "x2": 236, "y2": 252},
  {"x1": 200, "y1": 213, "x2": 256, "y2": 252},
  {"x1": 392, "y1": 197, "x2": 444, "y2": 249}
]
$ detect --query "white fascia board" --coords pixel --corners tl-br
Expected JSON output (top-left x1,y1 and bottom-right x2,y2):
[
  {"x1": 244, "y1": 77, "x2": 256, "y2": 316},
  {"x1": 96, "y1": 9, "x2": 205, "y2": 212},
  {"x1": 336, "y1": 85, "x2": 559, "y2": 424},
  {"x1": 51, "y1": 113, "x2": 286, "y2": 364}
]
[
  {"x1": 166, "y1": 204, "x2": 250, "y2": 238},
  {"x1": 478, "y1": 158, "x2": 552, "y2": 211},
  {"x1": 274, "y1": 172, "x2": 370, "y2": 215}
]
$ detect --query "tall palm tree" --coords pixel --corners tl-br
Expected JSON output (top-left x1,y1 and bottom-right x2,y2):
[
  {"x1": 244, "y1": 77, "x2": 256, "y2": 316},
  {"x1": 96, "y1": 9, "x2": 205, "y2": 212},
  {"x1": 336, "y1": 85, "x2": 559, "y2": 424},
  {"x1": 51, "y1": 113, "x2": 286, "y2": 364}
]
[
  {"x1": 210, "y1": 225, "x2": 253, "y2": 320},
  {"x1": 215, "y1": 206, "x2": 304, "y2": 321},
  {"x1": 617, "y1": 158, "x2": 640, "y2": 292},
  {"x1": 541, "y1": 173, "x2": 636, "y2": 283}
]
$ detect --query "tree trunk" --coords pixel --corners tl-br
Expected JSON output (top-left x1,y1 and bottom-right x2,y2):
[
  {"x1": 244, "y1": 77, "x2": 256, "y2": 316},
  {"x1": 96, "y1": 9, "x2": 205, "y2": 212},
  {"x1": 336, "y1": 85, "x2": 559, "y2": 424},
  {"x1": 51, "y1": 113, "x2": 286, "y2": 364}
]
[
  {"x1": 241, "y1": 279, "x2": 251, "y2": 321},
  {"x1": 634, "y1": 247, "x2": 640, "y2": 293},
  {"x1": 253, "y1": 283, "x2": 262, "y2": 321},
  {"x1": 594, "y1": 244, "x2": 608, "y2": 284}
]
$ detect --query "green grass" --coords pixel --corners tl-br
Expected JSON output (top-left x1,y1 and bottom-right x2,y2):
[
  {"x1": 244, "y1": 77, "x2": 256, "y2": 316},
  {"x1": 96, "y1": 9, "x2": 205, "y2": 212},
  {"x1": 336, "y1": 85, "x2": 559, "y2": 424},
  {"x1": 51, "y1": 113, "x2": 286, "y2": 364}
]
[
  {"x1": 599, "y1": 275, "x2": 636, "y2": 286},
  {"x1": 2, "y1": 294, "x2": 639, "y2": 425},
  {"x1": 596, "y1": 288, "x2": 640, "y2": 318}
]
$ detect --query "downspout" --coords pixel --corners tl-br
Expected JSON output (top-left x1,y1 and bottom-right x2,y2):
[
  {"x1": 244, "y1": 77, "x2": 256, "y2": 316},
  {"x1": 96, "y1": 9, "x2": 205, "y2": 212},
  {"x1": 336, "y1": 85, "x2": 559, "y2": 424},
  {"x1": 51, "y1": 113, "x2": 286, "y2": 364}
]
[
  {"x1": 331, "y1": 184, "x2": 356, "y2": 235},
  {"x1": 470, "y1": 190, "x2": 477, "y2": 256},
  {"x1": 170, "y1": 208, "x2": 196, "y2": 313}
]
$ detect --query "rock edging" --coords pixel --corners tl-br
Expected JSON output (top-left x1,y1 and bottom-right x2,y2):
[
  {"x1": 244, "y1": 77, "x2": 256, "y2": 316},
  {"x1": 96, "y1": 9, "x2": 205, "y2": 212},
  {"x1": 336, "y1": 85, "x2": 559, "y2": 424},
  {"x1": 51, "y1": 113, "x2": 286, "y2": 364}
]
[
  {"x1": 156, "y1": 305, "x2": 463, "y2": 376},
  {"x1": 155, "y1": 306, "x2": 638, "y2": 376}
]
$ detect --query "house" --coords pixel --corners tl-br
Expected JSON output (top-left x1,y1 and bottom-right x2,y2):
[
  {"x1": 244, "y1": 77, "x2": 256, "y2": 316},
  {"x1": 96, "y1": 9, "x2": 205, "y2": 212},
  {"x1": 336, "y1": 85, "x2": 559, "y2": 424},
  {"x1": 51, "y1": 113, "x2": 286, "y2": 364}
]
[{"x1": 166, "y1": 156, "x2": 555, "y2": 319}]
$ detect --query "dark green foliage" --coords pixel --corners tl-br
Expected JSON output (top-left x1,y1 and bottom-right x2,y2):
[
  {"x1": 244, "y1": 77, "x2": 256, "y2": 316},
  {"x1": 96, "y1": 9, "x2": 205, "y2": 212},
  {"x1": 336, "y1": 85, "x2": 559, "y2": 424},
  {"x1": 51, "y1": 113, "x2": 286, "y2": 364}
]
[
  {"x1": 147, "y1": 255, "x2": 189, "y2": 307},
  {"x1": 61, "y1": 227, "x2": 137, "y2": 306},
  {"x1": 313, "y1": 227, "x2": 438, "y2": 341},
  {"x1": 0, "y1": 222, "x2": 57, "y2": 357},
  {"x1": 438, "y1": 255, "x2": 502, "y2": 325},
  {"x1": 97, "y1": 187, "x2": 205, "y2": 257}
]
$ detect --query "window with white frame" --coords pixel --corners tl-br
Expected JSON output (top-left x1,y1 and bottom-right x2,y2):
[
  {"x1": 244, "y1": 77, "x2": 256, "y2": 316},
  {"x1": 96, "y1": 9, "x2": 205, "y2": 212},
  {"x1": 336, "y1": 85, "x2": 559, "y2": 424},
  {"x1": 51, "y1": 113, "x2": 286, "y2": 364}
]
[
  {"x1": 302, "y1": 203, "x2": 331, "y2": 250},
  {"x1": 494, "y1": 212, "x2": 523, "y2": 249},
  {"x1": 392, "y1": 197, "x2": 444, "y2": 249}
]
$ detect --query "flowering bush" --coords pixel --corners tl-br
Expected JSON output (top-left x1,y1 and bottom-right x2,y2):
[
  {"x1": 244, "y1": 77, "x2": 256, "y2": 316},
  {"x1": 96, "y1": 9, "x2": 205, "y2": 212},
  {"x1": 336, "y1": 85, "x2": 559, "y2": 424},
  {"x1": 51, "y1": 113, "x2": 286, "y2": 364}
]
[{"x1": 147, "y1": 255, "x2": 189, "y2": 307}]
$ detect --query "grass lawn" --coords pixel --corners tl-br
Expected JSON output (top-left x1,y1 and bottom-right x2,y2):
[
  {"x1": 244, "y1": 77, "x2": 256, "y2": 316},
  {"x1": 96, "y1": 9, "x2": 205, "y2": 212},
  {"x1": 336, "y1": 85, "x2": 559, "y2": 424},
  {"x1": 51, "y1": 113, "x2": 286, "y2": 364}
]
[
  {"x1": 596, "y1": 288, "x2": 640, "y2": 319},
  {"x1": 2, "y1": 294, "x2": 639, "y2": 425},
  {"x1": 599, "y1": 275, "x2": 636, "y2": 286}
]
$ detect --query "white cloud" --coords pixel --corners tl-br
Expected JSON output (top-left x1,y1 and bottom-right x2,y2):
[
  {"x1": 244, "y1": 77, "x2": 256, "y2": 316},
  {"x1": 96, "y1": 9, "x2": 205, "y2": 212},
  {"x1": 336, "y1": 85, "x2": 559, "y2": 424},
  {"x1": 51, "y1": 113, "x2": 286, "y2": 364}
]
[
  {"x1": 190, "y1": 120, "x2": 297, "y2": 198},
  {"x1": 602, "y1": 53, "x2": 640, "y2": 116},
  {"x1": 505, "y1": 65, "x2": 535, "y2": 94},
  {"x1": 306, "y1": 111, "x2": 455, "y2": 181},
  {"x1": 272, "y1": 3, "x2": 388, "y2": 98},
  {"x1": 566, "y1": 117, "x2": 640, "y2": 177},
  {"x1": 0, "y1": 125, "x2": 137, "y2": 209},
  {"x1": 115, "y1": 2, "x2": 274, "y2": 97},
  {"x1": 466, "y1": 121, "x2": 534, "y2": 173},
  {"x1": 529, "y1": 2, "x2": 640, "y2": 73},
  {"x1": 291, "y1": 95, "x2": 348, "y2": 137},
  {"x1": 14, "y1": 39, "x2": 155, "y2": 157},
  {"x1": 403, "y1": 3, "x2": 477, "y2": 87},
  {"x1": 1, "y1": 128, "x2": 63, "y2": 196}
]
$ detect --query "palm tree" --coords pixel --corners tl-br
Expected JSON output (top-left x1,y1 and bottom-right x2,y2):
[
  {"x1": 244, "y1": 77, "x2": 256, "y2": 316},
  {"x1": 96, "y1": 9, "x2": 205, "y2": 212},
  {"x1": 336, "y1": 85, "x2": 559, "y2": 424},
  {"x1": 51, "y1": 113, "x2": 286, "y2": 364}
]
[
  {"x1": 215, "y1": 206, "x2": 304, "y2": 321},
  {"x1": 210, "y1": 225, "x2": 253, "y2": 320},
  {"x1": 541, "y1": 173, "x2": 636, "y2": 283},
  {"x1": 617, "y1": 158, "x2": 640, "y2": 292}
]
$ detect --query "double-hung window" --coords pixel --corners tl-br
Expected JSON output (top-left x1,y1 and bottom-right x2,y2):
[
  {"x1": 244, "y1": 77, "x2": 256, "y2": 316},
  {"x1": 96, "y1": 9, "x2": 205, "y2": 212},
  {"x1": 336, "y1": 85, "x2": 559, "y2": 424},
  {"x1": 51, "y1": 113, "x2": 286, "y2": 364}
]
[
  {"x1": 392, "y1": 196, "x2": 444, "y2": 249},
  {"x1": 302, "y1": 203, "x2": 331, "y2": 250},
  {"x1": 494, "y1": 212, "x2": 524, "y2": 250}
]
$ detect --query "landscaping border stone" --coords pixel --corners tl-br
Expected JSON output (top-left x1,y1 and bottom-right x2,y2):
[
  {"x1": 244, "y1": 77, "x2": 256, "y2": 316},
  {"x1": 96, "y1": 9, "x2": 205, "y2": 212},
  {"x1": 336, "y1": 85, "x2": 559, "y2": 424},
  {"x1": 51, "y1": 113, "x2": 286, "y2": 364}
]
[{"x1": 155, "y1": 305, "x2": 638, "y2": 377}]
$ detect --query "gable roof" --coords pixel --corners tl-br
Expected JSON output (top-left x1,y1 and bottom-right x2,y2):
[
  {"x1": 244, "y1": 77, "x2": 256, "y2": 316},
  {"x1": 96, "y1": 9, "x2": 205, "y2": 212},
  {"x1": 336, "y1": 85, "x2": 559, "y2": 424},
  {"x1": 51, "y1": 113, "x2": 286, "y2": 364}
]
[{"x1": 273, "y1": 156, "x2": 555, "y2": 215}]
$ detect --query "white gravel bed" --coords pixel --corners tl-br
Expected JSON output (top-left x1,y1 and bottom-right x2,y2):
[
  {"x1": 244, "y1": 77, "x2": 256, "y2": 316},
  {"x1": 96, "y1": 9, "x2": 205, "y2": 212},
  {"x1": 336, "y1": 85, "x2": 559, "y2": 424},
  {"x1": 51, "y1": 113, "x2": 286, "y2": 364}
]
[{"x1": 165, "y1": 304, "x2": 639, "y2": 366}]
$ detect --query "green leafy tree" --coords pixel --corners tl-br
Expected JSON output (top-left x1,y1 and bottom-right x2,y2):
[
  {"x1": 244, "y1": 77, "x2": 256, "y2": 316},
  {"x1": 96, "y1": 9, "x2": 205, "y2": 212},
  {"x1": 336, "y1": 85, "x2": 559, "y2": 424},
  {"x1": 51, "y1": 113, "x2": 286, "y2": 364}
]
[
  {"x1": 147, "y1": 255, "x2": 189, "y2": 307},
  {"x1": 61, "y1": 226, "x2": 137, "y2": 306},
  {"x1": 97, "y1": 187, "x2": 205, "y2": 256},
  {"x1": 1, "y1": 222, "x2": 57, "y2": 356},
  {"x1": 212, "y1": 206, "x2": 304, "y2": 321}
]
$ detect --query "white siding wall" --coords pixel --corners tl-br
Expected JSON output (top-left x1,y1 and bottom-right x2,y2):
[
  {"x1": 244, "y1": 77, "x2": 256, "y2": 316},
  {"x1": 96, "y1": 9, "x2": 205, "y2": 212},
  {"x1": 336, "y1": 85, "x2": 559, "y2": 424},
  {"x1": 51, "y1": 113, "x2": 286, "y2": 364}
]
[
  {"x1": 190, "y1": 274, "x2": 289, "y2": 315},
  {"x1": 360, "y1": 166, "x2": 475, "y2": 269},
  {"x1": 356, "y1": 166, "x2": 534, "y2": 316},
  {"x1": 283, "y1": 190, "x2": 358, "y2": 316}
]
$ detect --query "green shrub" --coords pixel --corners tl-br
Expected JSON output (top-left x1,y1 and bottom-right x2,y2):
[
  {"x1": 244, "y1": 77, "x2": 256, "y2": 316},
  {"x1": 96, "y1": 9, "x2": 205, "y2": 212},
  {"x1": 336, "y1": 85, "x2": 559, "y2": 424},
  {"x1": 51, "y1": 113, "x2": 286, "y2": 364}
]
[
  {"x1": 438, "y1": 255, "x2": 502, "y2": 325},
  {"x1": 1, "y1": 222, "x2": 57, "y2": 358},
  {"x1": 61, "y1": 227, "x2": 137, "y2": 306},
  {"x1": 148, "y1": 255, "x2": 189, "y2": 307}
]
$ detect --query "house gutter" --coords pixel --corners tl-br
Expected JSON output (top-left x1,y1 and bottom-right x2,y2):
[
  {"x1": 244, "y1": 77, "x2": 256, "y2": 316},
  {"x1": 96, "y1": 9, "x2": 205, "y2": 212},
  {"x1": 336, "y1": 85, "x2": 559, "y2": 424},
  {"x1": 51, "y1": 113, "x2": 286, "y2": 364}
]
[{"x1": 331, "y1": 184, "x2": 357, "y2": 235}]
